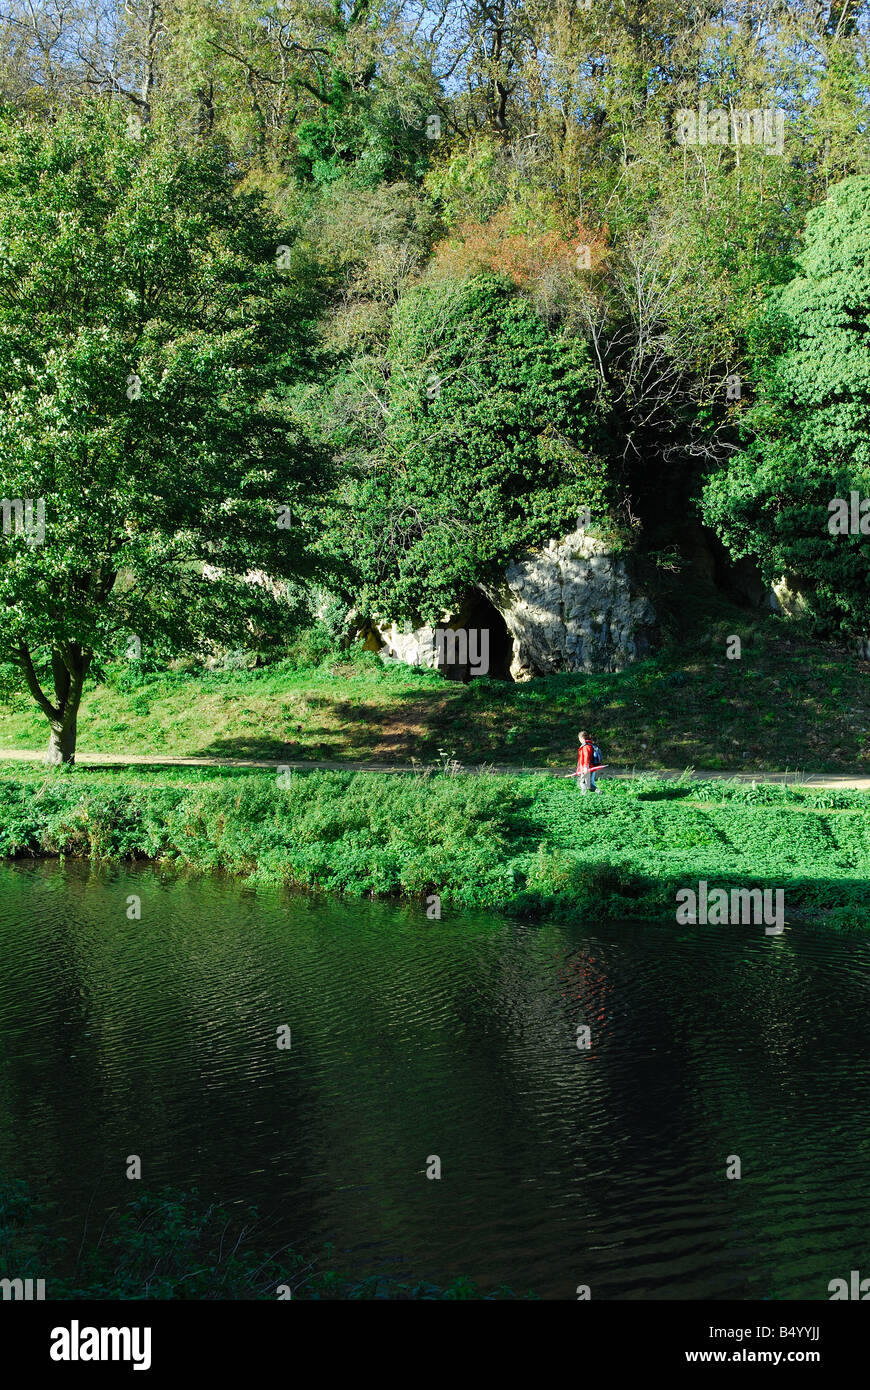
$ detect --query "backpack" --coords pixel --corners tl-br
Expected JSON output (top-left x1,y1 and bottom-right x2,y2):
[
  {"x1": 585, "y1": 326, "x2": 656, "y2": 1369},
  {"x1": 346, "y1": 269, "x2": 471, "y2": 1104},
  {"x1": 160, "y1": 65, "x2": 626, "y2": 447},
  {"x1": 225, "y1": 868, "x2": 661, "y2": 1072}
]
[{"x1": 592, "y1": 743, "x2": 603, "y2": 767}]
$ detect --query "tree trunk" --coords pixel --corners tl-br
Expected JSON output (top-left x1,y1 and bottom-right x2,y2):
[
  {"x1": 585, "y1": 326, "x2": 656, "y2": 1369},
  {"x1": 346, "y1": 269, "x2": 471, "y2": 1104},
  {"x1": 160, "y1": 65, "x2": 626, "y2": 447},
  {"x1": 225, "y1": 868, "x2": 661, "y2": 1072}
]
[
  {"x1": 46, "y1": 721, "x2": 78, "y2": 766},
  {"x1": 43, "y1": 646, "x2": 90, "y2": 765},
  {"x1": 17, "y1": 641, "x2": 92, "y2": 767}
]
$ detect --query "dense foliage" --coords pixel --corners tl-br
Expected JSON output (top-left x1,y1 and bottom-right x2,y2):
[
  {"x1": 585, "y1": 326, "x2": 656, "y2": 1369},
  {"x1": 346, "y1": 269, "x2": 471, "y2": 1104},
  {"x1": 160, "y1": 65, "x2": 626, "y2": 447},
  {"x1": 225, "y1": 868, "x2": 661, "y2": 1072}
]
[
  {"x1": 329, "y1": 275, "x2": 610, "y2": 619},
  {"x1": 0, "y1": 765, "x2": 865, "y2": 928},
  {"x1": 702, "y1": 175, "x2": 870, "y2": 634},
  {"x1": 0, "y1": 104, "x2": 328, "y2": 759},
  {"x1": 1, "y1": 1, "x2": 870, "y2": 753}
]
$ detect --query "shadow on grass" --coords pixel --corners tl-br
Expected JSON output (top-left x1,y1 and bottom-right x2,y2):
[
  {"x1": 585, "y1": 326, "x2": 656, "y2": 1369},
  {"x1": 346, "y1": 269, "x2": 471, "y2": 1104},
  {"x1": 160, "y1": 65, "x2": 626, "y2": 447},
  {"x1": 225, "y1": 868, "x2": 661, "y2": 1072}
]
[
  {"x1": 508, "y1": 859, "x2": 868, "y2": 928},
  {"x1": 187, "y1": 660, "x2": 870, "y2": 773},
  {"x1": 195, "y1": 694, "x2": 462, "y2": 763},
  {"x1": 632, "y1": 787, "x2": 696, "y2": 801}
]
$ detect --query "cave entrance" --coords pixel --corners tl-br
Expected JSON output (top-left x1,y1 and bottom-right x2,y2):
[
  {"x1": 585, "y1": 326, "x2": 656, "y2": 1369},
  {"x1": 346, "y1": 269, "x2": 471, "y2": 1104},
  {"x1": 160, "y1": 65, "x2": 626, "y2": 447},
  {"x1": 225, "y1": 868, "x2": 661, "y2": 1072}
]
[{"x1": 435, "y1": 590, "x2": 513, "y2": 682}]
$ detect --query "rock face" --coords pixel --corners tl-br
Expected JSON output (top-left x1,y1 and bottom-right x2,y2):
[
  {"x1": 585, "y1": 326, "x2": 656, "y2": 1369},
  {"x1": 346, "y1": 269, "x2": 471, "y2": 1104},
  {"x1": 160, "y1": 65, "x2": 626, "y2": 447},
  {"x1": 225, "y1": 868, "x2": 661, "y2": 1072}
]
[
  {"x1": 372, "y1": 621, "x2": 439, "y2": 669},
  {"x1": 367, "y1": 528, "x2": 656, "y2": 682},
  {"x1": 486, "y1": 528, "x2": 656, "y2": 681},
  {"x1": 768, "y1": 576, "x2": 809, "y2": 618}
]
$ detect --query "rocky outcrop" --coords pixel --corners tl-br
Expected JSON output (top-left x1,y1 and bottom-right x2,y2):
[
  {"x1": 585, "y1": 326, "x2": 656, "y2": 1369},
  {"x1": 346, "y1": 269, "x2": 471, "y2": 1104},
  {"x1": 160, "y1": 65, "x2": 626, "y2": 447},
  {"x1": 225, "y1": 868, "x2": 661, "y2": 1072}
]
[
  {"x1": 372, "y1": 621, "x2": 439, "y2": 669},
  {"x1": 768, "y1": 576, "x2": 809, "y2": 617},
  {"x1": 365, "y1": 528, "x2": 656, "y2": 682},
  {"x1": 485, "y1": 528, "x2": 656, "y2": 681}
]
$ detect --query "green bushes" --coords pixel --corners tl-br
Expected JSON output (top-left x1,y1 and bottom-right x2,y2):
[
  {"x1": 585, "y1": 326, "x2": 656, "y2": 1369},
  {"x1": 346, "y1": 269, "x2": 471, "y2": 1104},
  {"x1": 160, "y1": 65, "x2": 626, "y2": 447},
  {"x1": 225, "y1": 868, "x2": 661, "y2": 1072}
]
[
  {"x1": 0, "y1": 765, "x2": 867, "y2": 928},
  {"x1": 702, "y1": 176, "x2": 870, "y2": 636},
  {"x1": 0, "y1": 768, "x2": 523, "y2": 905}
]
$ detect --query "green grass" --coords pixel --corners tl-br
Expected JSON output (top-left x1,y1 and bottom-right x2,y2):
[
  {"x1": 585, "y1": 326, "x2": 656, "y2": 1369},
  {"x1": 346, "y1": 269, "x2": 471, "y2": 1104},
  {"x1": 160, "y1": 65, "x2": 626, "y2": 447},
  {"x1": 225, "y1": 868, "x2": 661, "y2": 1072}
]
[
  {"x1": 1, "y1": 608, "x2": 866, "y2": 772},
  {"x1": 1, "y1": 764, "x2": 867, "y2": 928}
]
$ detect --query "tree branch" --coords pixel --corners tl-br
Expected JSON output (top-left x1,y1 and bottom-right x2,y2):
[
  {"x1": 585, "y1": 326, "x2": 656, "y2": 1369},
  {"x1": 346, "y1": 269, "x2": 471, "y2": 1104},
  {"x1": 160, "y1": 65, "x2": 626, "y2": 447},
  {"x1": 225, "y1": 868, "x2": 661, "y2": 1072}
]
[{"x1": 16, "y1": 643, "x2": 61, "y2": 722}]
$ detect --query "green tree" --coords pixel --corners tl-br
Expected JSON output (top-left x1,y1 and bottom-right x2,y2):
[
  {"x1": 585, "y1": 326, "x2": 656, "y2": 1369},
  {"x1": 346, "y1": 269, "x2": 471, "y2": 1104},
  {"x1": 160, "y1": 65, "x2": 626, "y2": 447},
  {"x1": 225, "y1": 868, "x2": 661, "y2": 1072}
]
[
  {"x1": 329, "y1": 274, "x2": 610, "y2": 620},
  {"x1": 701, "y1": 174, "x2": 870, "y2": 636},
  {"x1": 0, "y1": 103, "x2": 327, "y2": 762},
  {"x1": 161, "y1": 0, "x2": 440, "y2": 182}
]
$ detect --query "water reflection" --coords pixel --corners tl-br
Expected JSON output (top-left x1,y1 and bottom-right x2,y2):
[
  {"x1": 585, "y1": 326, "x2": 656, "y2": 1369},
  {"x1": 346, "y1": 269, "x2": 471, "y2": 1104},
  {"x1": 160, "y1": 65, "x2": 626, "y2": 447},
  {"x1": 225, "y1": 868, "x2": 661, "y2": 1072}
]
[{"x1": 0, "y1": 860, "x2": 866, "y2": 1299}]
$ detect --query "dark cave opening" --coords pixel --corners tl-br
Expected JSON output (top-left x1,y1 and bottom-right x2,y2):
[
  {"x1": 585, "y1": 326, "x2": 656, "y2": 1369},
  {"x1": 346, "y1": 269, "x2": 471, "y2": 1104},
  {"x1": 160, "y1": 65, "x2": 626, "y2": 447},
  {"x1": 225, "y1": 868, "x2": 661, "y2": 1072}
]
[{"x1": 435, "y1": 591, "x2": 513, "y2": 682}]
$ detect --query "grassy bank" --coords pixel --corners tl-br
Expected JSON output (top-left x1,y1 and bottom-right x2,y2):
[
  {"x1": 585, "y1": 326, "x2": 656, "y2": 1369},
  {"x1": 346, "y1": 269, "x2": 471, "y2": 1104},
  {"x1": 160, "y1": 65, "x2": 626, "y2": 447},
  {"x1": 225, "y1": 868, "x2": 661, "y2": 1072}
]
[
  {"x1": 1, "y1": 608, "x2": 868, "y2": 773},
  {"x1": 1, "y1": 765, "x2": 867, "y2": 928}
]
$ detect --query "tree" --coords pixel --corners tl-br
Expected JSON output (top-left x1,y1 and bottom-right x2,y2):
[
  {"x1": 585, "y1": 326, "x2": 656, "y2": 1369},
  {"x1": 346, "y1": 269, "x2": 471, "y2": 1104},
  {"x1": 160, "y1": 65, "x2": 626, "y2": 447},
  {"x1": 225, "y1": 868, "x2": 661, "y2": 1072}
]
[
  {"x1": 0, "y1": 103, "x2": 327, "y2": 762},
  {"x1": 701, "y1": 174, "x2": 870, "y2": 636},
  {"x1": 160, "y1": 0, "x2": 441, "y2": 181},
  {"x1": 326, "y1": 273, "x2": 611, "y2": 621}
]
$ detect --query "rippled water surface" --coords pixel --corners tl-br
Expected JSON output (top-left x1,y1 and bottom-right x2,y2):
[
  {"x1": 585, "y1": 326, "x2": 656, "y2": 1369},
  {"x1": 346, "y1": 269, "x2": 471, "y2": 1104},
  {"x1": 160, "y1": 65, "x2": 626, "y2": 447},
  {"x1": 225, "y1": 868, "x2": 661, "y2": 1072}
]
[{"x1": 0, "y1": 860, "x2": 867, "y2": 1299}]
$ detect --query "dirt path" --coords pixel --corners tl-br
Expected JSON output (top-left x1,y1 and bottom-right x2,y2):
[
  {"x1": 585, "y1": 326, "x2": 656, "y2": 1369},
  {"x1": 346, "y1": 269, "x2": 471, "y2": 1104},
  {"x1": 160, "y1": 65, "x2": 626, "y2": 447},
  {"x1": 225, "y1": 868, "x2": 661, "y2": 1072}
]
[{"x1": 1, "y1": 749, "x2": 868, "y2": 790}]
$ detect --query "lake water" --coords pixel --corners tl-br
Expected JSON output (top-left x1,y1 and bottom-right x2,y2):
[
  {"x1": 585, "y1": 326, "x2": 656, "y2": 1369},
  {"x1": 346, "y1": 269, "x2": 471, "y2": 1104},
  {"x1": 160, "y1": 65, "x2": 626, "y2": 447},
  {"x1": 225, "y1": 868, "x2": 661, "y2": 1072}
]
[{"x1": 0, "y1": 860, "x2": 867, "y2": 1300}]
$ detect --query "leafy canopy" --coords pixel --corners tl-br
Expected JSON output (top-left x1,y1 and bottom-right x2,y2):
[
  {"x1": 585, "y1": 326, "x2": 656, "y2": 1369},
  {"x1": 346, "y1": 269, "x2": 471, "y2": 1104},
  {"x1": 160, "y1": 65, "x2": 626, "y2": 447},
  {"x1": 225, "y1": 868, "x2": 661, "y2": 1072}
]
[
  {"x1": 0, "y1": 102, "x2": 328, "y2": 750},
  {"x1": 702, "y1": 174, "x2": 870, "y2": 634},
  {"x1": 332, "y1": 274, "x2": 611, "y2": 621}
]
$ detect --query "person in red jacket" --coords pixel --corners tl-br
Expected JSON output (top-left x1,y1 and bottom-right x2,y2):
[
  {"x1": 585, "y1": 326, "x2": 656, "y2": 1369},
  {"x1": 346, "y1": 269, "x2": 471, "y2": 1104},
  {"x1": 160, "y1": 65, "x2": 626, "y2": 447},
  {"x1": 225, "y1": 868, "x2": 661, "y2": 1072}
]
[{"x1": 574, "y1": 730, "x2": 594, "y2": 794}]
